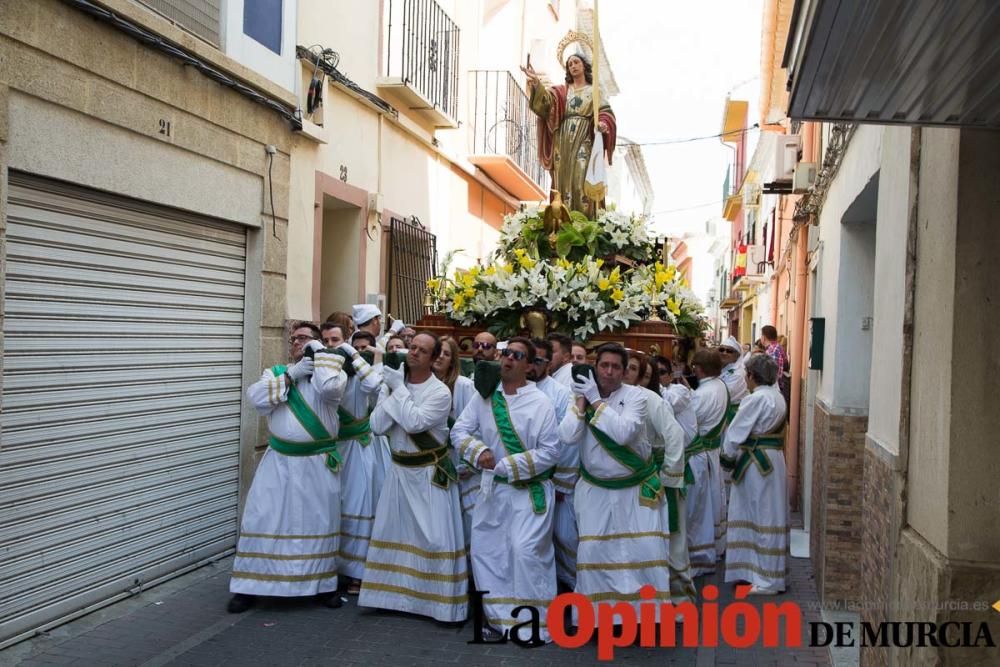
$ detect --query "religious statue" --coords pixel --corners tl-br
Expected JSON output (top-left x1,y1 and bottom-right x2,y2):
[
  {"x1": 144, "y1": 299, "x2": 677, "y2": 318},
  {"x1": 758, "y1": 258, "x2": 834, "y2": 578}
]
[{"x1": 521, "y1": 30, "x2": 617, "y2": 219}]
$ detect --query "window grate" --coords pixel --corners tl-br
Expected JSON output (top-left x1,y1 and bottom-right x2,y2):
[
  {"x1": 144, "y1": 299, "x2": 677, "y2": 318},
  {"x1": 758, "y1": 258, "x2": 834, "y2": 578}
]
[
  {"x1": 138, "y1": 0, "x2": 221, "y2": 46},
  {"x1": 386, "y1": 217, "x2": 437, "y2": 326}
]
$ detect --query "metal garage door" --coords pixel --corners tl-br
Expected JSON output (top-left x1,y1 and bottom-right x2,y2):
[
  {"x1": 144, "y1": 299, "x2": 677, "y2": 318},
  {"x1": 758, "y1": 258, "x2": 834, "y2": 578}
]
[{"x1": 0, "y1": 174, "x2": 247, "y2": 646}]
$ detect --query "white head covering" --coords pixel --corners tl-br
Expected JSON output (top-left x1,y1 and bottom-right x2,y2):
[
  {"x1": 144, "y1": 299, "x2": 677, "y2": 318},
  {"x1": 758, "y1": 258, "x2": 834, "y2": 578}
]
[
  {"x1": 721, "y1": 335, "x2": 742, "y2": 354},
  {"x1": 352, "y1": 303, "x2": 381, "y2": 326}
]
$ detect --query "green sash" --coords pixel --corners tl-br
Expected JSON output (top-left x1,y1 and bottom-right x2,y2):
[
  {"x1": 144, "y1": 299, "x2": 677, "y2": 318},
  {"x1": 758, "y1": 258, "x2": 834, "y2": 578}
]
[
  {"x1": 492, "y1": 390, "x2": 553, "y2": 514},
  {"x1": 390, "y1": 429, "x2": 457, "y2": 490},
  {"x1": 267, "y1": 365, "x2": 342, "y2": 473},
  {"x1": 721, "y1": 428, "x2": 785, "y2": 483},
  {"x1": 664, "y1": 487, "x2": 681, "y2": 532},
  {"x1": 581, "y1": 406, "x2": 664, "y2": 508},
  {"x1": 336, "y1": 406, "x2": 372, "y2": 446}
]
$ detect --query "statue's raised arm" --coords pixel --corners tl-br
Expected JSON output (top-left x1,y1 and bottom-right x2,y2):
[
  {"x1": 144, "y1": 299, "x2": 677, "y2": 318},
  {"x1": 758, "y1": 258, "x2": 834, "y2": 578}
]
[{"x1": 526, "y1": 32, "x2": 616, "y2": 219}]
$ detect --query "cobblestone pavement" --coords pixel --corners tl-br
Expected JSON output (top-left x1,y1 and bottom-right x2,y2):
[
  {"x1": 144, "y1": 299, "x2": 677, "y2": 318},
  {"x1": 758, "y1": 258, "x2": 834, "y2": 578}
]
[{"x1": 4, "y1": 550, "x2": 830, "y2": 667}]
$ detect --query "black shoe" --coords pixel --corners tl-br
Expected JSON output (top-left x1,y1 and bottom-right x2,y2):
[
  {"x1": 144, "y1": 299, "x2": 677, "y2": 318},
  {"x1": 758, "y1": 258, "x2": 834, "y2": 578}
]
[
  {"x1": 317, "y1": 592, "x2": 343, "y2": 609},
  {"x1": 227, "y1": 593, "x2": 255, "y2": 614}
]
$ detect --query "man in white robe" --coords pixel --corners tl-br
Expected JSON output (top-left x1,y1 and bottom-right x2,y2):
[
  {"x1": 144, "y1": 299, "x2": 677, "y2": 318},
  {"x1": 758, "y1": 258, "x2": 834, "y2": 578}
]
[
  {"x1": 228, "y1": 322, "x2": 347, "y2": 612},
  {"x1": 559, "y1": 343, "x2": 672, "y2": 623},
  {"x1": 716, "y1": 335, "x2": 748, "y2": 557},
  {"x1": 358, "y1": 332, "x2": 468, "y2": 622},
  {"x1": 547, "y1": 332, "x2": 575, "y2": 387},
  {"x1": 687, "y1": 349, "x2": 729, "y2": 577},
  {"x1": 320, "y1": 322, "x2": 382, "y2": 595},
  {"x1": 529, "y1": 338, "x2": 576, "y2": 590},
  {"x1": 351, "y1": 331, "x2": 391, "y2": 504},
  {"x1": 452, "y1": 337, "x2": 561, "y2": 643},
  {"x1": 720, "y1": 354, "x2": 788, "y2": 594}
]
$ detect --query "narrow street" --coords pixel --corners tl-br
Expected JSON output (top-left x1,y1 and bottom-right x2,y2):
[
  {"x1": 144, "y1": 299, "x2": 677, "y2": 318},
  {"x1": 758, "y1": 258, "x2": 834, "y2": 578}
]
[{"x1": 6, "y1": 553, "x2": 829, "y2": 667}]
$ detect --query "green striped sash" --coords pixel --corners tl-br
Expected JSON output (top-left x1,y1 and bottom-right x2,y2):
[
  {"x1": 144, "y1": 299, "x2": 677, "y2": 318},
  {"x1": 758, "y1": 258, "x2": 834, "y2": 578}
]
[
  {"x1": 268, "y1": 364, "x2": 341, "y2": 473},
  {"x1": 492, "y1": 389, "x2": 553, "y2": 514},
  {"x1": 582, "y1": 406, "x2": 663, "y2": 508}
]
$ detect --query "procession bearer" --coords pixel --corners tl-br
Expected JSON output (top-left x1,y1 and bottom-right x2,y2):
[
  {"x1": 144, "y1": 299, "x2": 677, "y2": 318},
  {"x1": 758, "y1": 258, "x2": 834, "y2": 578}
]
[
  {"x1": 228, "y1": 322, "x2": 348, "y2": 613},
  {"x1": 358, "y1": 332, "x2": 468, "y2": 623},
  {"x1": 559, "y1": 343, "x2": 672, "y2": 623},
  {"x1": 452, "y1": 337, "x2": 562, "y2": 643}
]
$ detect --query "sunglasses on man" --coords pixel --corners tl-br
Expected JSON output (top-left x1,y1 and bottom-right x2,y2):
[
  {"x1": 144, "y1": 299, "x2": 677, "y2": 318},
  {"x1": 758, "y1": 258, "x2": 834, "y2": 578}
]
[{"x1": 500, "y1": 348, "x2": 528, "y2": 361}]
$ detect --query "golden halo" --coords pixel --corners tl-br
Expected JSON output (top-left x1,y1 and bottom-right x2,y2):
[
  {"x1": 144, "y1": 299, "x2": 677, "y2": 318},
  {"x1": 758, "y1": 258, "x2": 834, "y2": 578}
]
[{"x1": 556, "y1": 30, "x2": 594, "y2": 66}]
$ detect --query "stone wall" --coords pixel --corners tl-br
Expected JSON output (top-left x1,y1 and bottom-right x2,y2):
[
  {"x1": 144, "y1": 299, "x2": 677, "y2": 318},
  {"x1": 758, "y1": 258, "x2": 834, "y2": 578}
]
[
  {"x1": 810, "y1": 399, "x2": 867, "y2": 604},
  {"x1": 860, "y1": 441, "x2": 900, "y2": 667}
]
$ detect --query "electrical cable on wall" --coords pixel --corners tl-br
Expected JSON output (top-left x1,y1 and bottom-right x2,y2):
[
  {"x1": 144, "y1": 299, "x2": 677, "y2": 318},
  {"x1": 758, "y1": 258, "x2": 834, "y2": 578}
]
[{"x1": 267, "y1": 151, "x2": 279, "y2": 239}]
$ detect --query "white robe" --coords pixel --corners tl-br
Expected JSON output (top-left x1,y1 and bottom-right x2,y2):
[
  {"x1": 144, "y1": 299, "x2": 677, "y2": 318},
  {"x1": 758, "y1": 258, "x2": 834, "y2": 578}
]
[
  {"x1": 452, "y1": 383, "x2": 561, "y2": 641},
  {"x1": 337, "y1": 353, "x2": 383, "y2": 580},
  {"x1": 367, "y1": 362, "x2": 392, "y2": 506},
  {"x1": 719, "y1": 361, "x2": 748, "y2": 505},
  {"x1": 551, "y1": 362, "x2": 573, "y2": 387},
  {"x1": 640, "y1": 387, "x2": 695, "y2": 606},
  {"x1": 559, "y1": 385, "x2": 672, "y2": 621},
  {"x1": 688, "y1": 376, "x2": 729, "y2": 575},
  {"x1": 449, "y1": 375, "x2": 478, "y2": 547},
  {"x1": 723, "y1": 384, "x2": 788, "y2": 592},
  {"x1": 230, "y1": 352, "x2": 347, "y2": 596},
  {"x1": 358, "y1": 375, "x2": 468, "y2": 622},
  {"x1": 536, "y1": 376, "x2": 577, "y2": 588}
]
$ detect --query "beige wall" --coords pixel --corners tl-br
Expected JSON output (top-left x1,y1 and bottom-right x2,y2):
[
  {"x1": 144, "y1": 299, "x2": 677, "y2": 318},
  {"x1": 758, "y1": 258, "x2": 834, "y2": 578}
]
[
  {"x1": 907, "y1": 127, "x2": 958, "y2": 556},
  {"x1": 0, "y1": 0, "x2": 296, "y2": 495}
]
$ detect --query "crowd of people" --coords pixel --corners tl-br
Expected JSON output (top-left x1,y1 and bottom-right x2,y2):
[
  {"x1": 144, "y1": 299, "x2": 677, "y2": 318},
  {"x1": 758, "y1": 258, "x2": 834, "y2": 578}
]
[{"x1": 226, "y1": 305, "x2": 791, "y2": 644}]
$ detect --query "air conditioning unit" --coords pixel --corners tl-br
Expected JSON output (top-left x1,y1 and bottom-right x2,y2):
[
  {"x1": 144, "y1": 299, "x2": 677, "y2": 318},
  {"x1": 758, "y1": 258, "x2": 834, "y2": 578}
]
[
  {"x1": 774, "y1": 135, "x2": 801, "y2": 182},
  {"x1": 793, "y1": 162, "x2": 818, "y2": 193}
]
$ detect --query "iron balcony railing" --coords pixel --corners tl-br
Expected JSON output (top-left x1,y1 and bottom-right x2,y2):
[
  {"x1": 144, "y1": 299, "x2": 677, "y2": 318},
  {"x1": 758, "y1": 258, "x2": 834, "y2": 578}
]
[
  {"x1": 384, "y1": 0, "x2": 460, "y2": 121},
  {"x1": 469, "y1": 70, "x2": 549, "y2": 192}
]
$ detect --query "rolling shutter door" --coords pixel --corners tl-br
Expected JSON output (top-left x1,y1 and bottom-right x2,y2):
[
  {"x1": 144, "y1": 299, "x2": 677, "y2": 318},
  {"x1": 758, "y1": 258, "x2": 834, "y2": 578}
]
[{"x1": 0, "y1": 174, "x2": 247, "y2": 645}]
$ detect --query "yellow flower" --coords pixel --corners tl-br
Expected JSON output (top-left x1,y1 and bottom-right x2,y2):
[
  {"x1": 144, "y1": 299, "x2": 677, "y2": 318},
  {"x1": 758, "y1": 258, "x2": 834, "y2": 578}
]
[
  {"x1": 518, "y1": 255, "x2": 536, "y2": 270},
  {"x1": 556, "y1": 258, "x2": 572, "y2": 270},
  {"x1": 665, "y1": 266, "x2": 677, "y2": 282},
  {"x1": 610, "y1": 288, "x2": 625, "y2": 303},
  {"x1": 463, "y1": 287, "x2": 476, "y2": 298},
  {"x1": 667, "y1": 298, "x2": 681, "y2": 316},
  {"x1": 501, "y1": 262, "x2": 514, "y2": 274},
  {"x1": 426, "y1": 278, "x2": 440, "y2": 291},
  {"x1": 597, "y1": 277, "x2": 611, "y2": 291},
  {"x1": 453, "y1": 293, "x2": 466, "y2": 309},
  {"x1": 485, "y1": 265, "x2": 497, "y2": 276},
  {"x1": 609, "y1": 266, "x2": 622, "y2": 284},
  {"x1": 513, "y1": 248, "x2": 526, "y2": 258},
  {"x1": 468, "y1": 266, "x2": 481, "y2": 278},
  {"x1": 595, "y1": 258, "x2": 604, "y2": 268},
  {"x1": 461, "y1": 272, "x2": 476, "y2": 288},
  {"x1": 655, "y1": 270, "x2": 669, "y2": 289}
]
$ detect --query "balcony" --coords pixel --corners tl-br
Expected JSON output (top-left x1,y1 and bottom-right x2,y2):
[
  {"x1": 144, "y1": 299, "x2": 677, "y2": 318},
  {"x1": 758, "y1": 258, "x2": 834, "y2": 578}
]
[
  {"x1": 378, "y1": 0, "x2": 460, "y2": 128},
  {"x1": 467, "y1": 70, "x2": 549, "y2": 201}
]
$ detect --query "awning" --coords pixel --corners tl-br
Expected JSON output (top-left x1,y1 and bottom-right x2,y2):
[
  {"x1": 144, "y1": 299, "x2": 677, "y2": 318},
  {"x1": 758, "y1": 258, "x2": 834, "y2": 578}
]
[{"x1": 785, "y1": 0, "x2": 1000, "y2": 128}]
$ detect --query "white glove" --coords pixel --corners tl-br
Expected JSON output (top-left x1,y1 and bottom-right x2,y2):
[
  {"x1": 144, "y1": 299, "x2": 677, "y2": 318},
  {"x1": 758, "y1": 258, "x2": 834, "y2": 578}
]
[
  {"x1": 286, "y1": 358, "x2": 314, "y2": 382},
  {"x1": 383, "y1": 365, "x2": 405, "y2": 391},
  {"x1": 305, "y1": 340, "x2": 325, "y2": 355},
  {"x1": 337, "y1": 342, "x2": 358, "y2": 358},
  {"x1": 480, "y1": 470, "x2": 495, "y2": 500},
  {"x1": 389, "y1": 319, "x2": 406, "y2": 334},
  {"x1": 572, "y1": 373, "x2": 602, "y2": 405}
]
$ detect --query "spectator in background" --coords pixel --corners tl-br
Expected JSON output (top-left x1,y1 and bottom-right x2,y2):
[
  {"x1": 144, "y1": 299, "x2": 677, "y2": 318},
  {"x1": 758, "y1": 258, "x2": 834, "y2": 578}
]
[
  {"x1": 399, "y1": 326, "x2": 417, "y2": 347},
  {"x1": 570, "y1": 341, "x2": 588, "y2": 365},
  {"x1": 760, "y1": 325, "x2": 790, "y2": 410}
]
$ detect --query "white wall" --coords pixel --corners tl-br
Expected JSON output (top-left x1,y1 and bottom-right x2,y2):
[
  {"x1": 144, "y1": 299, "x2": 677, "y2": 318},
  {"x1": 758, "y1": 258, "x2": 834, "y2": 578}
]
[
  {"x1": 866, "y1": 126, "x2": 912, "y2": 454},
  {"x1": 813, "y1": 123, "x2": 882, "y2": 409}
]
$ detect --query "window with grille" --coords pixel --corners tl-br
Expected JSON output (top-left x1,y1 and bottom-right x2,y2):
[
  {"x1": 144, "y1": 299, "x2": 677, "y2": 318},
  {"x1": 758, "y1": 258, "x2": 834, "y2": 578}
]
[
  {"x1": 386, "y1": 217, "x2": 437, "y2": 326},
  {"x1": 137, "y1": 0, "x2": 221, "y2": 46}
]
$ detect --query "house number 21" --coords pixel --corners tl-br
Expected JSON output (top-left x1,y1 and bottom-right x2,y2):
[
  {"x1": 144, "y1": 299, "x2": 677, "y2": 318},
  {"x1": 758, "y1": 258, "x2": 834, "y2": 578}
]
[{"x1": 159, "y1": 119, "x2": 172, "y2": 137}]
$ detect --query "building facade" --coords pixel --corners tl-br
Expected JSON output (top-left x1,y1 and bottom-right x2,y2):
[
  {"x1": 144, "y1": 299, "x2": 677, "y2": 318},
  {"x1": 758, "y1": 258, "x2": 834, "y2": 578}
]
[{"x1": 0, "y1": 0, "x2": 300, "y2": 646}]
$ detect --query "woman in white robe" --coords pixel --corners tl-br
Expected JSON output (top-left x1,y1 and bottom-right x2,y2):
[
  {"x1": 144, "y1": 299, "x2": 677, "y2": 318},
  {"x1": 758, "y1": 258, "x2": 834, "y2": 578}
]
[{"x1": 721, "y1": 354, "x2": 788, "y2": 594}]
